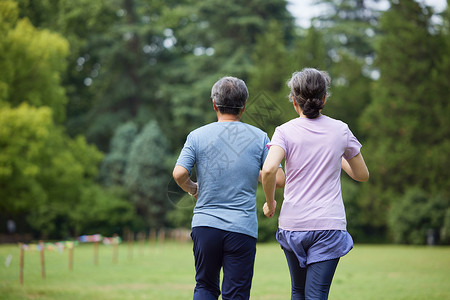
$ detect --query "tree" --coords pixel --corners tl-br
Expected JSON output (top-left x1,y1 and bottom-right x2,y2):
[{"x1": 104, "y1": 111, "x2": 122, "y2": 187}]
[
  {"x1": 0, "y1": 103, "x2": 106, "y2": 238},
  {"x1": 0, "y1": 104, "x2": 52, "y2": 217},
  {"x1": 15, "y1": 0, "x2": 119, "y2": 136},
  {"x1": 125, "y1": 120, "x2": 171, "y2": 229},
  {"x1": 163, "y1": 0, "x2": 296, "y2": 150},
  {"x1": 69, "y1": 184, "x2": 137, "y2": 237},
  {"x1": 0, "y1": 2, "x2": 134, "y2": 239},
  {"x1": 245, "y1": 20, "x2": 297, "y2": 137},
  {"x1": 292, "y1": 25, "x2": 330, "y2": 71},
  {"x1": 388, "y1": 188, "x2": 449, "y2": 244},
  {"x1": 0, "y1": 0, "x2": 69, "y2": 123},
  {"x1": 310, "y1": 0, "x2": 380, "y2": 138},
  {"x1": 99, "y1": 121, "x2": 139, "y2": 187},
  {"x1": 359, "y1": 0, "x2": 449, "y2": 241}
]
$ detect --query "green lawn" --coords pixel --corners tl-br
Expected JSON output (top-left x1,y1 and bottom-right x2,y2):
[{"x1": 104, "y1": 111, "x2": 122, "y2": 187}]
[{"x1": 0, "y1": 242, "x2": 449, "y2": 299}]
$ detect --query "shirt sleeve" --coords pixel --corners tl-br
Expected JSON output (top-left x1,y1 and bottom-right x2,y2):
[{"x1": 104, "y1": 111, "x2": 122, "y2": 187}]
[
  {"x1": 260, "y1": 133, "x2": 270, "y2": 168},
  {"x1": 343, "y1": 126, "x2": 362, "y2": 160},
  {"x1": 267, "y1": 126, "x2": 287, "y2": 155},
  {"x1": 175, "y1": 133, "x2": 196, "y2": 175}
]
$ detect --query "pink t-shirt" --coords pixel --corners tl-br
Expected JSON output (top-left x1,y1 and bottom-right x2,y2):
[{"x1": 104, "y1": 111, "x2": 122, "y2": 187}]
[{"x1": 269, "y1": 115, "x2": 361, "y2": 231}]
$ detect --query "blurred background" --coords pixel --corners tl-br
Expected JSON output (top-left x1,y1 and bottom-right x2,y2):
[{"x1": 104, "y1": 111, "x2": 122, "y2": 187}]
[{"x1": 0, "y1": 0, "x2": 449, "y2": 245}]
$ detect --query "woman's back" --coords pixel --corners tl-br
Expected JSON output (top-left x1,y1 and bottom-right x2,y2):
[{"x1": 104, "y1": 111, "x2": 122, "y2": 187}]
[{"x1": 270, "y1": 115, "x2": 361, "y2": 231}]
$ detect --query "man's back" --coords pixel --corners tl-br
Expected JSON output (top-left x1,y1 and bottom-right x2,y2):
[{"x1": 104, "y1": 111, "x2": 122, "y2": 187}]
[{"x1": 176, "y1": 121, "x2": 269, "y2": 238}]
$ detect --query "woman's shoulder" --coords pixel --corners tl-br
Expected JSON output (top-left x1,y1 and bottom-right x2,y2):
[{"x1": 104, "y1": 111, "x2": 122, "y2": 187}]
[{"x1": 321, "y1": 115, "x2": 349, "y2": 128}]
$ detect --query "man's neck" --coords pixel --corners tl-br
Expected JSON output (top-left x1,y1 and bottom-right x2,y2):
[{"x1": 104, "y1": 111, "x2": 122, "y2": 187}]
[{"x1": 217, "y1": 113, "x2": 241, "y2": 122}]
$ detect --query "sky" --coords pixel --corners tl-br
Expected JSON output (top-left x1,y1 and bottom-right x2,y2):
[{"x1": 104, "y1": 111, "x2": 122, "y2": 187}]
[{"x1": 287, "y1": 0, "x2": 448, "y2": 27}]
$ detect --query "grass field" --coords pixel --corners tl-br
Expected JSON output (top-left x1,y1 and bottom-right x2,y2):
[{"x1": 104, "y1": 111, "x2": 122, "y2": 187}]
[{"x1": 0, "y1": 241, "x2": 449, "y2": 299}]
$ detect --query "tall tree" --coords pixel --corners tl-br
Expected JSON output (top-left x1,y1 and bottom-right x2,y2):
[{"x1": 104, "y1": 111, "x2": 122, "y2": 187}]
[
  {"x1": 310, "y1": 0, "x2": 381, "y2": 137},
  {"x1": 245, "y1": 20, "x2": 296, "y2": 137},
  {"x1": 164, "y1": 0, "x2": 296, "y2": 150},
  {"x1": 15, "y1": 0, "x2": 118, "y2": 134},
  {"x1": 99, "y1": 122, "x2": 138, "y2": 187},
  {"x1": 0, "y1": 2, "x2": 134, "y2": 238},
  {"x1": 125, "y1": 121, "x2": 171, "y2": 229},
  {"x1": 0, "y1": 0, "x2": 69, "y2": 123},
  {"x1": 359, "y1": 0, "x2": 449, "y2": 240}
]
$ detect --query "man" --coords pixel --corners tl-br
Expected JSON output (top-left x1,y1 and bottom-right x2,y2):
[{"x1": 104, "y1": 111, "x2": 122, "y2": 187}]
[{"x1": 173, "y1": 76, "x2": 285, "y2": 300}]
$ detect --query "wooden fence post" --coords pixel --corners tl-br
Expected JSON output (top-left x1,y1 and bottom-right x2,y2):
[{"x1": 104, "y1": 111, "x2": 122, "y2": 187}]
[
  {"x1": 112, "y1": 234, "x2": 119, "y2": 264},
  {"x1": 94, "y1": 241, "x2": 99, "y2": 266},
  {"x1": 127, "y1": 230, "x2": 134, "y2": 261},
  {"x1": 68, "y1": 243, "x2": 74, "y2": 271},
  {"x1": 39, "y1": 241, "x2": 45, "y2": 279},
  {"x1": 19, "y1": 243, "x2": 24, "y2": 285}
]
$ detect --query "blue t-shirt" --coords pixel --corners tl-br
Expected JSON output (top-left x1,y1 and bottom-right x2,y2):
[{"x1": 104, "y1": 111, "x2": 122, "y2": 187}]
[{"x1": 176, "y1": 121, "x2": 270, "y2": 238}]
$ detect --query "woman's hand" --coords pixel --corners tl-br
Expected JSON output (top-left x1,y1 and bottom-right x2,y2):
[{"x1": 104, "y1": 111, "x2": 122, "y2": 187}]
[{"x1": 263, "y1": 200, "x2": 277, "y2": 218}]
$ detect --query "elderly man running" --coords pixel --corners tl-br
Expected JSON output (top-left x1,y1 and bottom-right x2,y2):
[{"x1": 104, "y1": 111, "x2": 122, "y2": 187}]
[{"x1": 173, "y1": 76, "x2": 285, "y2": 300}]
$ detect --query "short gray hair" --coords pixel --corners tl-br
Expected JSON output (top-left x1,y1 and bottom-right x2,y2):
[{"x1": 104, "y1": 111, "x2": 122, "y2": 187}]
[{"x1": 211, "y1": 76, "x2": 249, "y2": 115}]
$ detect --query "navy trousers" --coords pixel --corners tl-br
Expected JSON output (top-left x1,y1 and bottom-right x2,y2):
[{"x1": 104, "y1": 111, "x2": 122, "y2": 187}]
[
  {"x1": 283, "y1": 249, "x2": 339, "y2": 300},
  {"x1": 191, "y1": 226, "x2": 257, "y2": 300}
]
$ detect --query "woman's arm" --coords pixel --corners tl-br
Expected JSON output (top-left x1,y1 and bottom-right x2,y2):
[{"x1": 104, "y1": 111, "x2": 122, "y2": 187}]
[
  {"x1": 172, "y1": 165, "x2": 198, "y2": 199},
  {"x1": 261, "y1": 145, "x2": 286, "y2": 218},
  {"x1": 259, "y1": 167, "x2": 286, "y2": 188},
  {"x1": 342, "y1": 152, "x2": 369, "y2": 182}
]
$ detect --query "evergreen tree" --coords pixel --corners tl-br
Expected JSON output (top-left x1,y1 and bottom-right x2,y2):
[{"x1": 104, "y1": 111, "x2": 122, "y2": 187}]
[
  {"x1": 360, "y1": 0, "x2": 449, "y2": 241},
  {"x1": 164, "y1": 0, "x2": 296, "y2": 150},
  {"x1": 125, "y1": 120, "x2": 170, "y2": 229},
  {"x1": 292, "y1": 25, "x2": 329, "y2": 71},
  {"x1": 99, "y1": 122, "x2": 138, "y2": 187},
  {"x1": 15, "y1": 0, "x2": 118, "y2": 134},
  {"x1": 245, "y1": 20, "x2": 296, "y2": 137},
  {"x1": 310, "y1": 0, "x2": 380, "y2": 137}
]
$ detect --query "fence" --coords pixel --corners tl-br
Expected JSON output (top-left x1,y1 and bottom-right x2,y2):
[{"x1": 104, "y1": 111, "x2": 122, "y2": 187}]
[{"x1": 15, "y1": 228, "x2": 191, "y2": 285}]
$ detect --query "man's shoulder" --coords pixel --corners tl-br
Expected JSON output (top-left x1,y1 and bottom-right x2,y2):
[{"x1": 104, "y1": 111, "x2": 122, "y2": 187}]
[
  {"x1": 189, "y1": 122, "x2": 218, "y2": 136},
  {"x1": 240, "y1": 122, "x2": 268, "y2": 137},
  {"x1": 192, "y1": 122, "x2": 268, "y2": 137}
]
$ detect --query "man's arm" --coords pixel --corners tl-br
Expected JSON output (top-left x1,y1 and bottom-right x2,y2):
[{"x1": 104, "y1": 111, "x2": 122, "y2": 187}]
[
  {"x1": 276, "y1": 167, "x2": 286, "y2": 188},
  {"x1": 172, "y1": 165, "x2": 198, "y2": 198}
]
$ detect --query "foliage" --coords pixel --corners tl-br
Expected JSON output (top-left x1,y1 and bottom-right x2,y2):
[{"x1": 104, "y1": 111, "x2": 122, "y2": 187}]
[
  {"x1": 165, "y1": 194, "x2": 195, "y2": 229},
  {"x1": 0, "y1": 103, "x2": 106, "y2": 238},
  {"x1": 0, "y1": 2, "x2": 134, "y2": 239},
  {"x1": 245, "y1": 20, "x2": 297, "y2": 137},
  {"x1": 310, "y1": 0, "x2": 377, "y2": 138},
  {"x1": 256, "y1": 187, "x2": 282, "y2": 242},
  {"x1": 125, "y1": 120, "x2": 171, "y2": 228},
  {"x1": 99, "y1": 121, "x2": 138, "y2": 187},
  {"x1": 0, "y1": 1, "x2": 69, "y2": 123},
  {"x1": 359, "y1": 0, "x2": 450, "y2": 242},
  {"x1": 2, "y1": 0, "x2": 450, "y2": 243},
  {"x1": 69, "y1": 185, "x2": 137, "y2": 236},
  {"x1": 0, "y1": 104, "x2": 52, "y2": 215},
  {"x1": 388, "y1": 187, "x2": 449, "y2": 245}
]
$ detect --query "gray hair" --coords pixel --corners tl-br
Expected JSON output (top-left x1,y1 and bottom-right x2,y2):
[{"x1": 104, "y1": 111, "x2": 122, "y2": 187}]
[
  {"x1": 211, "y1": 76, "x2": 249, "y2": 115},
  {"x1": 287, "y1": 68, "x2": 331, "y2": 119}
]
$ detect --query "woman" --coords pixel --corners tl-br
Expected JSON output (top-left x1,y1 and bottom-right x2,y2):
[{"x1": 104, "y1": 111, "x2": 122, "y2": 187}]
[{"x1": 261, "y1": 68, "x2": 369, "y2": 300}]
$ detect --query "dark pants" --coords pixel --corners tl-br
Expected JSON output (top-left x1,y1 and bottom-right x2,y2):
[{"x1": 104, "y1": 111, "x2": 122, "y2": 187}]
[
  {"x1": 191, "y1": 226, "x2": 257, "y2": 300},
  {"x1": 283, "y1": 249, "x2": 339, "y2": 300}
]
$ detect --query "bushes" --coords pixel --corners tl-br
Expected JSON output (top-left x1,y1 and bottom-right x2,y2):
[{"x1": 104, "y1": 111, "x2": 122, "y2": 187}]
[{"x1": 388, "y1": 187, "x2": 449, "y2": 245}]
